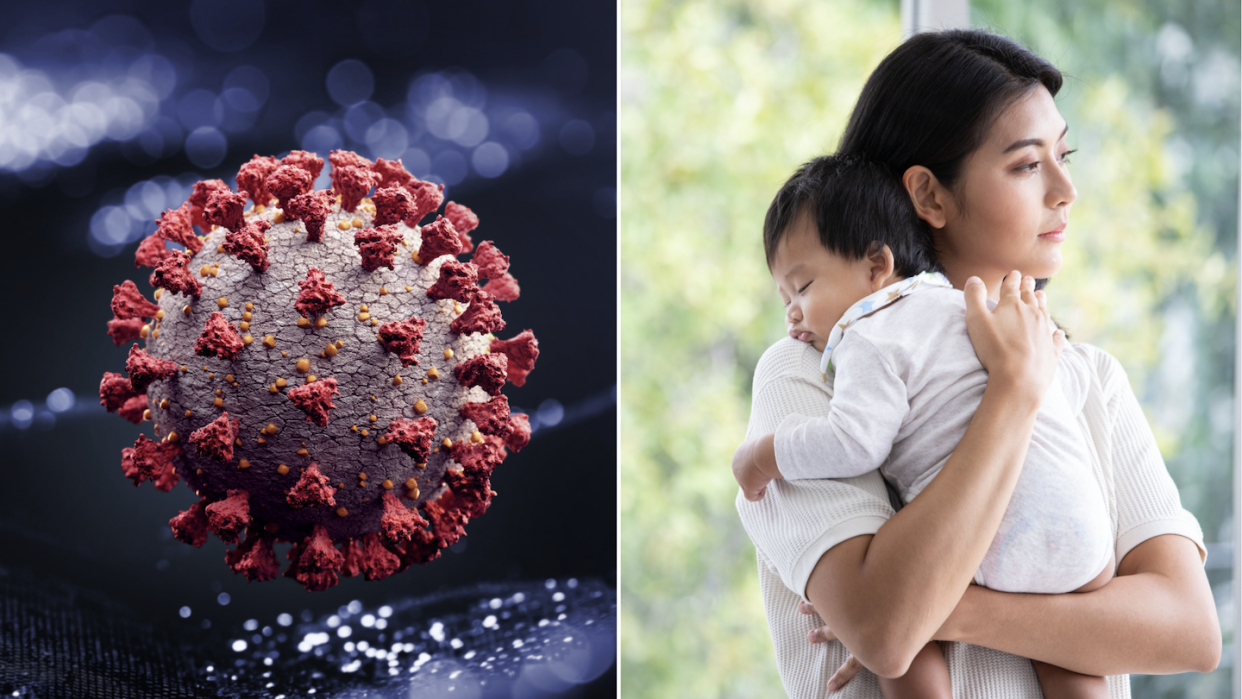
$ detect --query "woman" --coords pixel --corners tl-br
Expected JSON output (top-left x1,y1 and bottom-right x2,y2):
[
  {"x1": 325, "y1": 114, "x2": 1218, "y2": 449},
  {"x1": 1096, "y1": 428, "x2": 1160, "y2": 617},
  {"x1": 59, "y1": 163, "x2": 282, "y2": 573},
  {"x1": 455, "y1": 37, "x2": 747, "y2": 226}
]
[{"x1": 735, "y1": 29, "x2": 1220, "y2": 697}]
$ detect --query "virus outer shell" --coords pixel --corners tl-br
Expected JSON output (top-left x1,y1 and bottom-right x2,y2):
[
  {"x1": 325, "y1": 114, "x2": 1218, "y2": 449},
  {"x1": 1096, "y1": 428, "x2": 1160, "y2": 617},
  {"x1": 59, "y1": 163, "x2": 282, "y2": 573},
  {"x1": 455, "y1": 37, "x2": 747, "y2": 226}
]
[{"x1": 101, "y1": 151, "x2": 539, "y2": 590}]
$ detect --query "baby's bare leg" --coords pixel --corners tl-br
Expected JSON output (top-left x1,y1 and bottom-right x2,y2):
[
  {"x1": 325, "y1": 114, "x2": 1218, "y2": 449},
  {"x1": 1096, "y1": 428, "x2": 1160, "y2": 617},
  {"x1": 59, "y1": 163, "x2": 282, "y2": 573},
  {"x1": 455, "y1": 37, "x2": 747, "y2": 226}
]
[
  {"x1": 876, "y1": 641, "x2": 952, "y2": 699},
  {"x1": 1030, "y1": 556, "x2": 1116, "y2": 698},
  {"x1": 1032, "y1": 661, "x2": 1109, "y2": 698}
]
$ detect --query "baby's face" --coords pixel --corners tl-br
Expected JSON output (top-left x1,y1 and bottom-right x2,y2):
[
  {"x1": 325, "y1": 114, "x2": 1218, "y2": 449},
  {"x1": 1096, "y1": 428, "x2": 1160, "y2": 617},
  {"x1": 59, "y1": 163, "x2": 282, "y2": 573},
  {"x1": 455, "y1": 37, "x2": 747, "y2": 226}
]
[{"x1": 771, "y1": 213, "x2": 879, "y2": 352}]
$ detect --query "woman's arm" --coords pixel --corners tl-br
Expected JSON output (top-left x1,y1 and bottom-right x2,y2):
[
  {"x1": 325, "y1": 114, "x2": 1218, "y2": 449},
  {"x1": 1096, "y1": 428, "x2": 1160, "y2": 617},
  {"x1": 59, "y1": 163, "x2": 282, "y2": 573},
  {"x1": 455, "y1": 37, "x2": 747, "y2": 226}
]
[
  {"x1": 801, "y1": 274, "x2": 1066, "y2": 678},
  {"x1": 937, "y1": 533, "x2": 1219, "y2": 675}
]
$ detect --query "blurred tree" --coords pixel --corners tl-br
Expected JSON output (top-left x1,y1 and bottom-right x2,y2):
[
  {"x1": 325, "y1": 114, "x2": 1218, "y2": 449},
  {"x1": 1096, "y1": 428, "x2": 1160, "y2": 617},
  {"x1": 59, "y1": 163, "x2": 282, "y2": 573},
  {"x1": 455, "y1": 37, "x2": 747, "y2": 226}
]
[{"x1": 620, "y1": 0, "x2": 1237, "y2": 696}]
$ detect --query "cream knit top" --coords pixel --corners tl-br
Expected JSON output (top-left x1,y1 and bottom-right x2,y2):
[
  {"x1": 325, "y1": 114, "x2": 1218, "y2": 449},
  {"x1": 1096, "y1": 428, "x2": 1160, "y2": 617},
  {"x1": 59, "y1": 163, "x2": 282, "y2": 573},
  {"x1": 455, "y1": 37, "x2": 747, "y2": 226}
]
[{"x1": 735, "y1": 337, "x2": 1207, "y2": 699}]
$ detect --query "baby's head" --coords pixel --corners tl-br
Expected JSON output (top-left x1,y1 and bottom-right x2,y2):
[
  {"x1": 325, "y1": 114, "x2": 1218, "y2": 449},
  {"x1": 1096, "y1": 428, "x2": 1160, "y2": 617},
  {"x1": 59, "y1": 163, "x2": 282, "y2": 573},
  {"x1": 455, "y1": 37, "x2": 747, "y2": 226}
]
[{"x1": 764, "y1": 155, "x2": 941, "y2": 350}]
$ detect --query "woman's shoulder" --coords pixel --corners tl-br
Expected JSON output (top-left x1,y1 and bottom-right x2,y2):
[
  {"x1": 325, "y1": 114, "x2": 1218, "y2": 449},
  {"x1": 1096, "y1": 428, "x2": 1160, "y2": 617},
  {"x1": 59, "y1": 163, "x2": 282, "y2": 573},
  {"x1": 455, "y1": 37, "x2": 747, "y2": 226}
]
[
  {"x1": 753, "y1": 336, "x2": 825, "y2": 387},
  {"x1": 1060, "y1": 341, "x2": 1130, "y2": 400}
]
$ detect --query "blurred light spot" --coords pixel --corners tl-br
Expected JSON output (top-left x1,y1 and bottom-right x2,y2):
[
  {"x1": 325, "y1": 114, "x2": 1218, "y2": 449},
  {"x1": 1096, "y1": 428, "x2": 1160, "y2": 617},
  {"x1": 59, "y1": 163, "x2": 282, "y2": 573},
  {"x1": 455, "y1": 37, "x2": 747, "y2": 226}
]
[
  {"x1": 91, "y1": 206, "x2": 138, "y2": 246},
  {"x1": 326, "y1": 59, "x2": 374, "y2": 107},
  {"x1": 179, "y1": 606, "x2": 192, "y2": 618},
  {"x1": 294, "y1": 111, "x2": 332, "y2": 143},
  {"x1": 407, "y1": 72, "x2": 452, "y2": 109},
  {"x1": 471, "y1": 142, "x2": 509, "y2": 178},
  {"x1": 541, "y1": 48, "x2": 589, "y2": 93},
  {"x1": 177, "y1": 90, "x2": 220, "y2": 130},
  {"x1": 185, "y1": 127, "x2": 227, "y2": 168},
  {"x1": 277, "y1": 613, "x2": 293, "y2": 627},
  {"x1": 337, "y1": 625, "x2": 352, "y2": 638},
  {"x1": 232, "y1": 639, "x2": 247, "y2": 652},
  {"x1": 537, "y1": 399, "x2": 564, "y2": 427},
  {"x1": 217, "y1": 592, "x2": 231, "y2": 606},
  {"x1": 302, "y1": 124, "x2": 342, "y2": 155},
  {"x1": 503, "y1": 112, "x2": 539, "y2": 150},
  {"x1": 191, "y1": 0, "x2": 266, "y2": 53},
  {"x1": 426, "y1": 99, "x2": 489, "y2": 147},
  {"x1": 401, "y1": 148, "x2": 431, "y2": 178},
  {"x1": 446, "y1": 71, "x2": 486, "y2": 107},
  {"x1": 129, "y1": 54, "x2": 178, "y2": 99},
  {"x1": 138, "y1": 129, "x2": 166, "y2": 159},
  {"x1": 223, "y1": 65, "x2": 270, "y2": 106},
  {"x1": 11, "y1": 400, "x2": 33, "y2": 429},
  {"x1": 431, "y1": 150, "x2": 467, "y2": 185},
  {"x1": 127, "y1": 180, "x2": 167, "y2": 220},
  {"x1": 45, "y1": 388, "x2": 75, "y2": 413},
  {"x1": 364, "y1": 118, "x2": 408, "y2": 159},
  {"x1": 452, "y1": 109, "x2": 488, "y2": 147},
  {"x1": 244, "y1": 618, "x2": 259, "y2": 631},
  {"x1": 342, "y1": 101, "x2": 384, "y2": 142},
  {"x1": 593, "y1": 186, "x2": 616, "y2": 219},
  {"x1": 559, "y1": 120, "x2": 594, "y2": 155},
  {"x1": 221, "y1": 87, "x2": 259, "y2": 113},
  {"x1": 215, "y1": 90, "x2": 259, "y2": 133}
]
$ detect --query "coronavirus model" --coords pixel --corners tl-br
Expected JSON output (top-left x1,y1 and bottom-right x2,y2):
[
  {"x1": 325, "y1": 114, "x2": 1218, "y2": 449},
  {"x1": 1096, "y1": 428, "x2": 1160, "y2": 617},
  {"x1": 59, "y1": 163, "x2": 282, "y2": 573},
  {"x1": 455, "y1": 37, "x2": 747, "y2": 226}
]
[{"x1": 100, "y1": 150, "x2": 539, "y2": 591}]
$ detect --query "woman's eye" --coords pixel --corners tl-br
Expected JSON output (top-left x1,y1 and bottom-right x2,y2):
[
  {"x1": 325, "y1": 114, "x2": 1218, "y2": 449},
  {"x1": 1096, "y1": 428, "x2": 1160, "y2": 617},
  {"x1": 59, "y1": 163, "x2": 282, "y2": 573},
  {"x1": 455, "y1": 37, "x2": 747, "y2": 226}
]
[{"x1": 1059, "y1": 148, "x2": 1077, "y2": 164}]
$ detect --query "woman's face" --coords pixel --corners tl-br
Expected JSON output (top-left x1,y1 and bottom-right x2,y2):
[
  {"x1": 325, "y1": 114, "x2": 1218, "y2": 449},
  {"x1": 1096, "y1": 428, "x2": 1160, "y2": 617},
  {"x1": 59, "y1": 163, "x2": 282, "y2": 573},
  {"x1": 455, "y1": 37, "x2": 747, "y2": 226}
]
[{"x1": 933, "y1": 85, "x2": 1077, "y2": 293}]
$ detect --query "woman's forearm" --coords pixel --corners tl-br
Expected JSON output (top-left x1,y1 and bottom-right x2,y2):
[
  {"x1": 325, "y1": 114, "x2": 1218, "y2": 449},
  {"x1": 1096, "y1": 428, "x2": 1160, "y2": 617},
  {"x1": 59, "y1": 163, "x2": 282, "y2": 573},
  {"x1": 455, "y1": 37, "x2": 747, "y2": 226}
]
[
  {"x1": 937, "y1": 534, "x2": 1220, "y2": 675},
  {"x1": 805, "y1": 375, "x2": 1044, "y2": 677}
]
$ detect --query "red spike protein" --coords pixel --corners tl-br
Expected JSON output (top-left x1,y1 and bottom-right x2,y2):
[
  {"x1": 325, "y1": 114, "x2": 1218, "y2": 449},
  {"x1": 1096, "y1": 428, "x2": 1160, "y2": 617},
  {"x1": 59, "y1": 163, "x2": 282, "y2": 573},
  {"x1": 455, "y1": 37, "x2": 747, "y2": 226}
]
[{"x1": 99, "y1": 150, "x2": 539, "y2": 591}]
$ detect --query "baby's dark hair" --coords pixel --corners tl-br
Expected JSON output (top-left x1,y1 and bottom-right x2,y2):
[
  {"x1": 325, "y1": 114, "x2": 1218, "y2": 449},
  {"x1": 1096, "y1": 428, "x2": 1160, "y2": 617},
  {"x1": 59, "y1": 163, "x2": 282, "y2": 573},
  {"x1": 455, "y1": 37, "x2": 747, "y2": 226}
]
[{"x1": 763, "y1": 155, "x2": 943, "y2": 277}]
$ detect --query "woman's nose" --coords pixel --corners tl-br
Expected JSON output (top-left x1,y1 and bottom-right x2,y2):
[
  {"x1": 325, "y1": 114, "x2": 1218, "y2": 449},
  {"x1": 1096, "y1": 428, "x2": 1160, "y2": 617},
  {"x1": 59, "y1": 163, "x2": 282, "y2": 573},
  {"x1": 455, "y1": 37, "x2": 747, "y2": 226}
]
[{"x1": 1048, "y1": 161, "x2": 1078, "y2": 208}]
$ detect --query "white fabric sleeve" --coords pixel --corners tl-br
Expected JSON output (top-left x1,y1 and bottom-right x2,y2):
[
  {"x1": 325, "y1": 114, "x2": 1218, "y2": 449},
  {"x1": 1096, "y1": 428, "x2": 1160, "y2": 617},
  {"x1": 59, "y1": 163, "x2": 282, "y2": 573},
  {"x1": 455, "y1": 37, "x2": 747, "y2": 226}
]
[
  {"x1": 1085, "y1": 346, "x2": 1207, "y2": 564},
  {"x1": 773, "y1": 336, "x2": 909, "y2": 481},
  {"x1": 736, "y1": 338, "x2": 895, "y2": 599}
]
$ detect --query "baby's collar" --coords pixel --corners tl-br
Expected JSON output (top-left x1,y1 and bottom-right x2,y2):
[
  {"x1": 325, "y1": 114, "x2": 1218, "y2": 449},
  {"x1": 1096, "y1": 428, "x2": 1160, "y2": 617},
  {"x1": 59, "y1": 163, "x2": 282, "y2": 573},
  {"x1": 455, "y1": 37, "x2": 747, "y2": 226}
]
[{"x1": 820, "y1": 271, "x2": 954, "y2": 378}]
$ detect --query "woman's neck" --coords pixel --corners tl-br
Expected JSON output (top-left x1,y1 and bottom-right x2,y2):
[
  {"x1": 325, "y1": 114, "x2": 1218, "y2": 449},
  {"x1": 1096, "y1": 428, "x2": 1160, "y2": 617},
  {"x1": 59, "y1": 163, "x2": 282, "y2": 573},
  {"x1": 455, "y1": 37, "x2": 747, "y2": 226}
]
[{"x1": 943, "y1": 266, "x2": 1005, "y2": 301}]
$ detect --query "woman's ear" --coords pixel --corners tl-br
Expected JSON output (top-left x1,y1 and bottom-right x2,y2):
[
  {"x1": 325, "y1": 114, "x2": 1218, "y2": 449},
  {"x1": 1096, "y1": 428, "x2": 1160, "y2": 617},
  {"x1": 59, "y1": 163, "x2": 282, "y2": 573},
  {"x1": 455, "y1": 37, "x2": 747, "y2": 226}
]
[
  {"x1": 867, "y1": 243, "x2": 896, "y2": 291},
  {"x1": 904, "y1": 165, "x2": 949, "y2": 229}
]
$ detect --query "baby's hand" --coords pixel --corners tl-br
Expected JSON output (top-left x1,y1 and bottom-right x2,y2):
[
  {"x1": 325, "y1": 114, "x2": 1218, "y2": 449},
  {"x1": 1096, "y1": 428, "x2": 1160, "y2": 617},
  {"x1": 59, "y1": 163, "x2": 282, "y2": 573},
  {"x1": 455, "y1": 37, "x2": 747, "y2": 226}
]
[{"x1": 733, "y1": 435, "x2": 778, "y2": 501}]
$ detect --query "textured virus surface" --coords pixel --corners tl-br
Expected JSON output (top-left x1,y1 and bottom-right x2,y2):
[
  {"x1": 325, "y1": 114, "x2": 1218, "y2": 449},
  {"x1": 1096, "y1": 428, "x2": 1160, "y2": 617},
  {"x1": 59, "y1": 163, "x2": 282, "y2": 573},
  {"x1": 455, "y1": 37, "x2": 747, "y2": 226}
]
[{"x1": 101, "y1": 150, "x2": 539, "y2": 591}]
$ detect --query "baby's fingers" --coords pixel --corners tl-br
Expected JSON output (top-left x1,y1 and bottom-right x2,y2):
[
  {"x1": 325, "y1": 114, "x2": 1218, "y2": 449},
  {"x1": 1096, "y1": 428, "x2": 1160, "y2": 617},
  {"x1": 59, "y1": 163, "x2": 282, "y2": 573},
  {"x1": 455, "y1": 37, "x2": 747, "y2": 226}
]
[
  {"x1": 827, "y1": 655, "x2": 865, "y2": 693},
  {"x1": 808, "y1": 625, "x2": 839, "y2": 643}
]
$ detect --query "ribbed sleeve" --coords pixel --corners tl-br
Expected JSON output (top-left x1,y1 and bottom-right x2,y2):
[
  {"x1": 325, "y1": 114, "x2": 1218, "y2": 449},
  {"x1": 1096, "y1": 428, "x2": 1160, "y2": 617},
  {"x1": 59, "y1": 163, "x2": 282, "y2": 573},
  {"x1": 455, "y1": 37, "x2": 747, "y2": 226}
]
[
  {"x1": 736, "y1": 338, "x2": 1199, "y2": 698},
  {"x1": 1083, "y1": 346, "x2": 1207, "y2": 564}
]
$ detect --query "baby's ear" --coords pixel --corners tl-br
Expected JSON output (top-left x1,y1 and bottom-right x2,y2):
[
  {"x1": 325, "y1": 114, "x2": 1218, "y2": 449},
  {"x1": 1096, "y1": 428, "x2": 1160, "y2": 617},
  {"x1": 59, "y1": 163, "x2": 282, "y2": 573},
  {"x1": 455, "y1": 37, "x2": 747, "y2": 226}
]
[
  {"x1": 904, "y1": 165, "x2": 948, "y2": 229},
  {"x1": 868, "y1": 243, "x2": 896, "y2": 289}
]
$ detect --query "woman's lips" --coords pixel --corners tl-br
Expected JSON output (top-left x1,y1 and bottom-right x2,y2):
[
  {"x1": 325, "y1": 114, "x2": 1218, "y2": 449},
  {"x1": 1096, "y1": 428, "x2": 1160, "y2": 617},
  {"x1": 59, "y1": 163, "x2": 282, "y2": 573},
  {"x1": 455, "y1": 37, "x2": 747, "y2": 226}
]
[{"x1": 1039, "y1": 228, "x2": 1066, "y2": 242}]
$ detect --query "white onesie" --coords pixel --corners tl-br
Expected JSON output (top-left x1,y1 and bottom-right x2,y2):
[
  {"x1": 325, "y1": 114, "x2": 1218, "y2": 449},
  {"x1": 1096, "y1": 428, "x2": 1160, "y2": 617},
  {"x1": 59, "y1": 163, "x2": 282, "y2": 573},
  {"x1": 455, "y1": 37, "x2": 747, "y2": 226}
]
[{"x1": 774, "y1": 273, "x2": 1113, "y2": 593}]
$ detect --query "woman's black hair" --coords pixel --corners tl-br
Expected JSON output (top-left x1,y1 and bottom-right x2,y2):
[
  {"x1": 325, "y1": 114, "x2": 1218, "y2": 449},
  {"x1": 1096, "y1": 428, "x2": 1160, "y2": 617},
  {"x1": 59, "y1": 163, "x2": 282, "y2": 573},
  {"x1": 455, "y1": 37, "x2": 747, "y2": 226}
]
[
  {"x1": 763, "y1": 155, "x2": 943, "y2": 277},
  {"x1": 838, "y1": 29, "x2": 1062, "y2": 191}
]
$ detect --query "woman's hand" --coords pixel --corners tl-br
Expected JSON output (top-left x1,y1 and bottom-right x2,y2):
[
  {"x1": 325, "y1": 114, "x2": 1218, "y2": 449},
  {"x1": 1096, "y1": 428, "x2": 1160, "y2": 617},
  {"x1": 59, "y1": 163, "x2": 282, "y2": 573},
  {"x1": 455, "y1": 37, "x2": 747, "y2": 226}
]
[
  {"x1": 964, "y1": 272, "x2": 1065, "y2": 406},
  {"x1": 798, "y1": 600, "x2": 866, "y2": 692}
]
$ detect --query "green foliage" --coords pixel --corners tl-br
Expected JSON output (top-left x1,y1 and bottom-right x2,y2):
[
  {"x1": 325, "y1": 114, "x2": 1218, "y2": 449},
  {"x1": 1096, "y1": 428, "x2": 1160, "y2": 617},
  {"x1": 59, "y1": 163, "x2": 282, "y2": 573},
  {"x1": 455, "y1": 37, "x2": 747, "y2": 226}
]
[{"x1": 621, "y1": 0, "x2": 1238, "y2": 695}]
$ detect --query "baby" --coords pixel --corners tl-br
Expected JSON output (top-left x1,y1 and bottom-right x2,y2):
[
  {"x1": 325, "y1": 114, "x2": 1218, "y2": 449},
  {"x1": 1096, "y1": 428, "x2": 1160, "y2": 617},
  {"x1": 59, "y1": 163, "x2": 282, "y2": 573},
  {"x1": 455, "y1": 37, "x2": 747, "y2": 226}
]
[{"x1": 732, "y1": 155, "x2": 1114, "y2": 698}]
